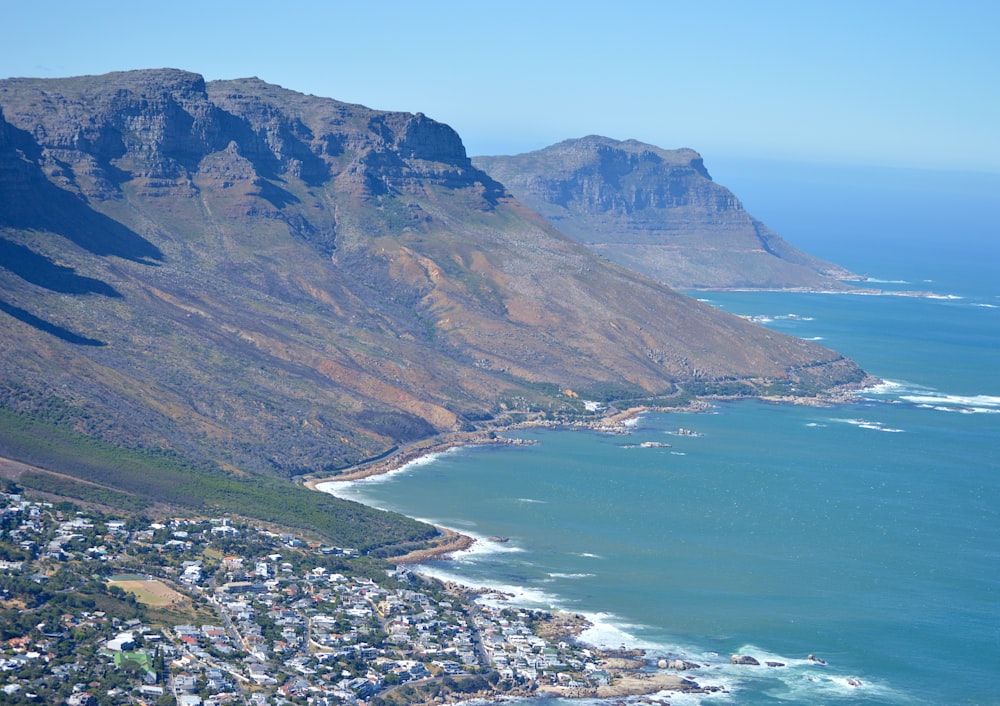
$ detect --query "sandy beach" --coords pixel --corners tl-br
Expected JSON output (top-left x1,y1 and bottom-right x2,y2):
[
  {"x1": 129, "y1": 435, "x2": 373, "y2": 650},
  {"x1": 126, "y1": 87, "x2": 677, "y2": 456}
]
[{"x1": 304, "y1": 407, "x2": 664, "y2": 562}]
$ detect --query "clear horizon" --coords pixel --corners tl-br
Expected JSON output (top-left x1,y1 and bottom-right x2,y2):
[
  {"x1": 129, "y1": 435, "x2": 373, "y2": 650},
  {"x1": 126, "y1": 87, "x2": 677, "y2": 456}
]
[{"x1": 4, "y1": 0, "x2": 998, "y2": 174}]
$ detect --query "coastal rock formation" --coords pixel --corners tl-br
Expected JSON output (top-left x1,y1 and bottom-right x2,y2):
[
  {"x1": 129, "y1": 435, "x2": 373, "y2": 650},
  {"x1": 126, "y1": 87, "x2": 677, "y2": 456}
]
[
  {"x1": 668, "y1": 659, "x2": 702, "y2": 670},
  {"x1": 474, "y1": 136, "x2": 860, "y2": 290},
  {"x1": 731, "y1": 654, "x2": 761, "y2": 665},
  {"x1": 0, "y1": 69, "x2": 870, "y2": 486}
]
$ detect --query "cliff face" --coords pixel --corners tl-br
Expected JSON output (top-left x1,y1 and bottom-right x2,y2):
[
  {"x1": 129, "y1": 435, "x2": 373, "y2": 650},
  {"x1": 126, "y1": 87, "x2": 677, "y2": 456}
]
[
  {"x1": 0, "y1": 70, "x2": 504, "y2": 215},
  {"x1": 473, "y1": 136, "x2": 859, "y2": 290},
  {"x1": 0, "y1": 71, "x2": 868, "y2": 476}
]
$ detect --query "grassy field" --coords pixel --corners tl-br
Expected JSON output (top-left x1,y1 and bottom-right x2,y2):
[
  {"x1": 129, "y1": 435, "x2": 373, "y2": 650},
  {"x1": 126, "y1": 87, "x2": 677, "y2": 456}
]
[
  {"x1": 0, "y1": 407, "x2": 437, "y2": 550},
  {"x1": 107, "y1": 578, "x2": 188, "y2": 608}
]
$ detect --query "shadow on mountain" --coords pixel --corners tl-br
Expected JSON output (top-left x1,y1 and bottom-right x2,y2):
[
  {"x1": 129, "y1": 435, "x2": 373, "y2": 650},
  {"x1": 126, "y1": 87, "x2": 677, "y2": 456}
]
[
  {"x1": 354, "y1": 410, "x2": 438, "y2": 444},
  {"x1": 6, "y1": 181, "x2": 164, "y2": 264},
  {"x1": 0, "y1": 237, "x2": 122, "y2": 296},
  {"x1": 215, "y1": 109, "x2": 330, "y2": 187},
  {"x1": 0, "y1": 121, "x2": 164, "y2": 265},
  {"x1": 478, "y1": 173, "x2": 508, "y2": 207},
  {"x1": 257, "y1": 179, "x2": 301, "y2": 209},
  {"x1": 0, "y1": 298, "x2": 107, "y2": 346}
]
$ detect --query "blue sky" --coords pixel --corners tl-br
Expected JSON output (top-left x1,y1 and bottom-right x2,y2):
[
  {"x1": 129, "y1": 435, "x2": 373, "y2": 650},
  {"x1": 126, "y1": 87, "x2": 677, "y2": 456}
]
[{"x1": 3, "y1": 1, "x2": 998, "y2": 173}]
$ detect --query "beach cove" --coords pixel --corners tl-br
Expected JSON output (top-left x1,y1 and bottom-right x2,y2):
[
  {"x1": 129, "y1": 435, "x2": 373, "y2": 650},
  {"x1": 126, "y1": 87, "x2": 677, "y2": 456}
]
[
  {"x1": 314, "y1": 273, "x2": 1000, "y2": 704},
  {"x1": 307, "y1": 405, "x2": 746, "y2": 701},
  {"x1": 309, "y1": 392, "x2": 879, "y2": 704}
]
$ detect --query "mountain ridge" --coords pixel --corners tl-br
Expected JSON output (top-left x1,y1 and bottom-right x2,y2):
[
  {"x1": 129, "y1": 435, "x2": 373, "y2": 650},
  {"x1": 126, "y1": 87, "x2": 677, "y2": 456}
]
[
  {"x1": 473, "y1": 135, "x2": 860, "y2": 290},
  {"x1": 0, "y1": 69, "x2": 869, "y2": 485}
]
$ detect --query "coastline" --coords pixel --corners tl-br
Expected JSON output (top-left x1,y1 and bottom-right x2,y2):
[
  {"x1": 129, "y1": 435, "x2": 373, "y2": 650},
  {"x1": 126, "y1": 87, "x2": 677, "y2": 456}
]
[
  {"x1": 389, "y1": 526, "x2": 475, "y2": 564},
  {"x1": 304, "y1": 405, "x2": 665, "y2": 490},
  {"x1": 306, "y1": 404, "x2": 685, "y2": 565},
  {"x1": 306, "y1": 392, "x2": 880, "y2": 703},
  {"x1": 305, "y1": 385, "x2": 872, "y2": 564},
  {"x1": 690, "y1": 282, "x2": 950, "y2": 299}
]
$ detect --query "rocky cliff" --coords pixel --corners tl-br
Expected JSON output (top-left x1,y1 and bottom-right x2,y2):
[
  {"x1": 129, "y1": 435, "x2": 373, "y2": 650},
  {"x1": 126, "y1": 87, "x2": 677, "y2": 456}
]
[
  {"x1": 0, "y1": 70, "x2": 868, "y2": 479},
  {"x1": 473, "y1": 136, "x2": 859, "y2": 290}
]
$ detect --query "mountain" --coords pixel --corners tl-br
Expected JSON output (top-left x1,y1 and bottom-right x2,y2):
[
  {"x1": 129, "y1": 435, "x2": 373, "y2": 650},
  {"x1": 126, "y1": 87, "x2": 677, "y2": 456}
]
[
  {"x1": 0, "y1": 70, "x2": 868, "y2": 491},
  {"x1": 473, "y1": 136, "x2": 860, "y2": 290}
]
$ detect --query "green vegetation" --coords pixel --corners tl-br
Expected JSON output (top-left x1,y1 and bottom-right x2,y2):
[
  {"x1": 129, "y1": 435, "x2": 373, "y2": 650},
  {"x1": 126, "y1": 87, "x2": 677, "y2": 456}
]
[
  {"x1": 0, "y1": 407, "x2": 436, "y2": 550},
  {"x1": 684, "y1": 379, "x2": 757, "y2": 397},
  {"x1": 373, "y1": 673, "x2": 497, "y2": 705},
  {"x1": 0, "y1": 573, "x2": 145, "y2": 642},
  {"x1": 18, "y1": 470, "x2": 152, "y2": 512}
]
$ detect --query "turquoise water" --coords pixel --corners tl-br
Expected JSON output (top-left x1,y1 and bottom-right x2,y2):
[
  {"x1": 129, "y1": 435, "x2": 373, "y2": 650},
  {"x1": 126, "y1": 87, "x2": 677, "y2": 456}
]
[{"x1": 322, "y1": 169, "x2": 1000, "y2": 704}]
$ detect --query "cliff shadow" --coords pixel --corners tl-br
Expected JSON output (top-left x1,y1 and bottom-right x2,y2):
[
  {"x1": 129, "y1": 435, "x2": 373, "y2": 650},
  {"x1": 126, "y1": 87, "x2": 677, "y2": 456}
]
[
  {"x1": 0, "y1": 121, "x2": 164, "y2": 265},
  {"x1": 3, "y1": 179, "x2": 164, "y2": 265},
  {"x1": 0, "y1": 298, "x2": 107, "y2": 346},
  {"x1": 0, "y1": 237, "x2": 122, "y2": 297}
]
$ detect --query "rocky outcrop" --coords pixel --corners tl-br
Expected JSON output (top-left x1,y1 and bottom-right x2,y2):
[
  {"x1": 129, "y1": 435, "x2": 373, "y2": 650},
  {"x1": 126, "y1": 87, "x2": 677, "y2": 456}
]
[
  {"x1": 667, "y1": 659, "x2": 702, "y2": 670},
  {"x1": 731, "y1": 655, "x2": 761, "y2": 665},
  {"x1": 474, "y1": 136, "x2": 859, "y2": 290},
  {"x1": 0, "y1": 70, "x2": 228, "y2": 197},
  {"x1": 0, "y1": 70, "x2": 504, "y2": 207},
  {"x1": 0, "y1": 108, "x2": 45, "y2": 210}
]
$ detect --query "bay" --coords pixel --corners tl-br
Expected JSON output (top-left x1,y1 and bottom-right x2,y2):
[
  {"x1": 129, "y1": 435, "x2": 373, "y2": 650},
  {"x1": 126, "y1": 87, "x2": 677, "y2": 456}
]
[{"x1": 322, "y1": 166, "x2": 1000, "y2": 704}]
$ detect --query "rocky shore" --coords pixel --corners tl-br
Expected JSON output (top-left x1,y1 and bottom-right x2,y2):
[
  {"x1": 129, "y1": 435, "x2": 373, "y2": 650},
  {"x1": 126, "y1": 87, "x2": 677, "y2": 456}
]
[
  {"x1": 304, "y1": 401, "x2": 708, "y2": 488},
  {"x1": 304, "y1": 430, "x2": 537, "y2": 487},
  {"x1": 387, "y1": 527, "x2": 475, "y2": 564},
  {"x1": 304, "y1": 389, "x2": 870, "y2": 563}
]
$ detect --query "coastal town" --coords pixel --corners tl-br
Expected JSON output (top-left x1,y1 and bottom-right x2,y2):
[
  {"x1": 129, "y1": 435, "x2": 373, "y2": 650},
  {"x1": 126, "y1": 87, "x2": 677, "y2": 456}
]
[{"x1": 0, "y1": 482, "x2": 721, "y2": 706}]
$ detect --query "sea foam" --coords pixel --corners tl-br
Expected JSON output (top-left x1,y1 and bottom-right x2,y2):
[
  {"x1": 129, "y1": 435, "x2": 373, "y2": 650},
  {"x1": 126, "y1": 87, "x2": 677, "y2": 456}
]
[
  {"x1": 413, "y1": 563, "x2": 565, "y2": 611},
  {"x1": 900, "y1": 392, "x2": 1000, "y2": 414},
  {"x1": 869, "y1": 381, "x2": 1000, "y2": 414},
  {"x1": 839, "y1": 418, "x2": 906, "y2": 433}
]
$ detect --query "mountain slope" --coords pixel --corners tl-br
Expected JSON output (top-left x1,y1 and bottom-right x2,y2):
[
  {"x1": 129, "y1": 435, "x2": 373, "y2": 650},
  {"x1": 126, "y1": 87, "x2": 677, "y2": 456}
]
[
  {"x1": 473, "y1": 136, "x2": 859, "y2": 290},
  {"x1": 0, "y1": 70, "x2": 868, "y2": 482}
]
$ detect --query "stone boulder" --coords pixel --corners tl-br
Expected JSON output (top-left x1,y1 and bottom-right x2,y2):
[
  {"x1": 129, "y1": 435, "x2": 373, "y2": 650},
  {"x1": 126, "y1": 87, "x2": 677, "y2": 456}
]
[{"x1": 669, "y1": 659, "x2": 701, "y2": 670}]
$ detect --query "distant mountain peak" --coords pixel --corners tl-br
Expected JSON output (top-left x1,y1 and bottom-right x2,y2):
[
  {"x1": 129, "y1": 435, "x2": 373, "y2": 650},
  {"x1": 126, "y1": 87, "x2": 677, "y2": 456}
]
[{"x1": 474, "y1": 136, "x2": 857, "y2": 290}]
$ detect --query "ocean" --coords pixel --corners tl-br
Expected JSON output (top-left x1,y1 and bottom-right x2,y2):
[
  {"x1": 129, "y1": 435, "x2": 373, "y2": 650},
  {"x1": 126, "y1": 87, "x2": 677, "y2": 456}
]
[{"x1": 321, "y1": 163, "x2": 1000, "y2": 704}]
